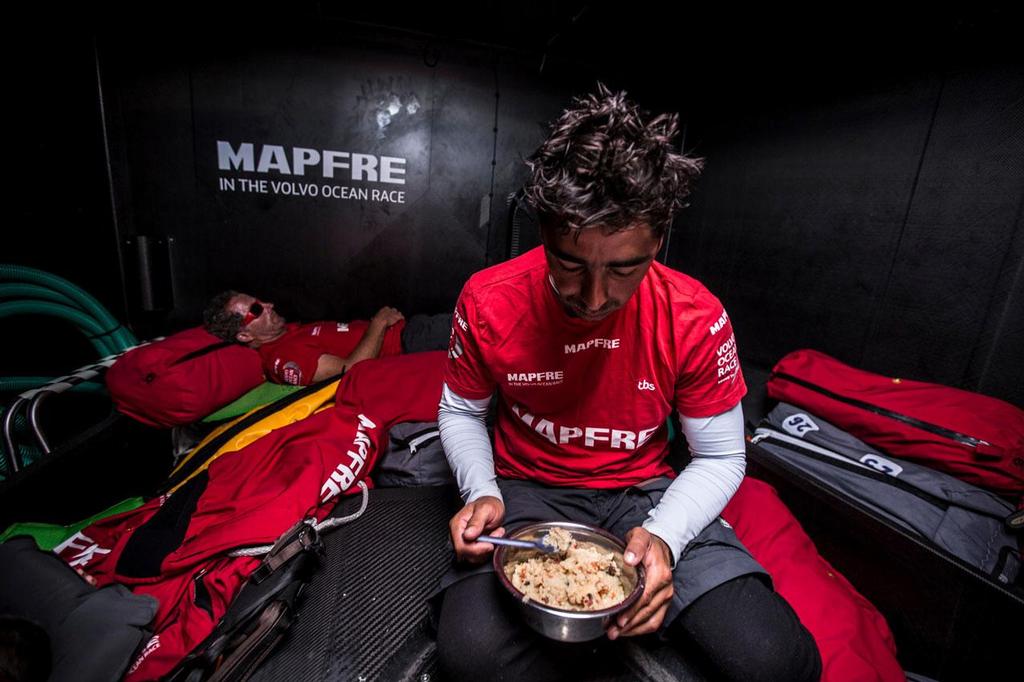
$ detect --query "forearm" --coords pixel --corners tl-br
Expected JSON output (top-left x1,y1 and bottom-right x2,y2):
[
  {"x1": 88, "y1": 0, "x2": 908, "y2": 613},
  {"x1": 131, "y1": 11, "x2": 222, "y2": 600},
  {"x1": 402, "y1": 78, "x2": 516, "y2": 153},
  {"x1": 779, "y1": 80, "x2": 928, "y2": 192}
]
[
  {"x1": 438, "y1": 383, "x2": 502, "y2": 503},
  {"x1": 342, "y1": 321, "x2": 390, "y2": 369},
  {"x1": 642, "y1": 402, "x2": 746, "y2": 564}
]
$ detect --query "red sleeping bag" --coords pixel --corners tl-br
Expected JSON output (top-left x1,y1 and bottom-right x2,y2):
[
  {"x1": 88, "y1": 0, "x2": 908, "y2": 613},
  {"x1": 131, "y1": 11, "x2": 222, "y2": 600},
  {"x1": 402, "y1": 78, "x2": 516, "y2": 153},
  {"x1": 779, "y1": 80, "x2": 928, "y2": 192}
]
[
  {"x1": 724, "y1": 478, "x2": 904, "y2": 682},
  {"x1": 106, "y1": 327, "x2": 265, "y2": 428},
  {"x1": 766, "y1": 349, "x2": 1024, "y2": 501},
  {"x1": 68, "y1": 352, "x2": 448, "y2": 680}
]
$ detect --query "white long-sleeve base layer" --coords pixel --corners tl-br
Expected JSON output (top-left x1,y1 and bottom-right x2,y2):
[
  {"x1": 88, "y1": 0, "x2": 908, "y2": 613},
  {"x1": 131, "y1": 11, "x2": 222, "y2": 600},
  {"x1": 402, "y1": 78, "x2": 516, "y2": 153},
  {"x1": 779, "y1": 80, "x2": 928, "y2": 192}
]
[{"x1": 437, "y1": 383, "x2": 747, "y2": 564}]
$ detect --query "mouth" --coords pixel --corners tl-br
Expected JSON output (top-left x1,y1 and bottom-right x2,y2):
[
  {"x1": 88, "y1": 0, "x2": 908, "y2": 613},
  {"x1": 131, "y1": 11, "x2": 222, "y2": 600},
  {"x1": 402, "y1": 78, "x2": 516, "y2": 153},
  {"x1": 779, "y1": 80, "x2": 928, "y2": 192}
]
[{"x1": 565, "y1": 301, "x2": 617, "y2": 321}]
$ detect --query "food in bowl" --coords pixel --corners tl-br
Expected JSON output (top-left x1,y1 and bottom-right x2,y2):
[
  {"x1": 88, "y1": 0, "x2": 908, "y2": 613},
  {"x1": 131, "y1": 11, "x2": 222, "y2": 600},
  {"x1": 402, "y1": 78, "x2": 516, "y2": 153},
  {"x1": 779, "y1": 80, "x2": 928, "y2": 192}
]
[{"x1": 503, "y1": 526, "x2": 627, "y2": 611}]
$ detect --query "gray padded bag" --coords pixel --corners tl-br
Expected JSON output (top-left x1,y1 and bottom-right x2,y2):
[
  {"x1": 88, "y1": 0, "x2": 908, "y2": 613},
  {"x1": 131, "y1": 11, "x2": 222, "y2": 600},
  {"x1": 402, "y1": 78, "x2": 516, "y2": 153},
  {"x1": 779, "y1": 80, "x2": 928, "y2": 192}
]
[
  {"x1": 0, "y1": 537, "x2": 158, "y2": 682},
  {"x1": 752, "y1": 402, "x2": 1020, "y2": 585},
  {"x1": 375, "y1": 421, "x2": 452, "y2": 487}
]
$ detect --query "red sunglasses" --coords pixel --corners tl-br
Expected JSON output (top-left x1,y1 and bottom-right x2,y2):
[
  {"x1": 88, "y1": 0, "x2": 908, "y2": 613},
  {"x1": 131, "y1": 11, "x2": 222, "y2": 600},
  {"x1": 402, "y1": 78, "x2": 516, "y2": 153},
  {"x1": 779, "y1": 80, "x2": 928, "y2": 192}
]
[{"x1": 241, "y1": 301, "x2": 264, "y2": 327}]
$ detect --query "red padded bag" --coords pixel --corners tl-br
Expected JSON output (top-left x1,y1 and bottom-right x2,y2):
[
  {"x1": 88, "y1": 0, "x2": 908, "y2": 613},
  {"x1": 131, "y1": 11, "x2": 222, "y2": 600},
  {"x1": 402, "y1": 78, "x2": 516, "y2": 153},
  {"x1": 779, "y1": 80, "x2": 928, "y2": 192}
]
[
  {"x1": 767, "y1": 349, "x2": 1024, "y2": 501},
  {"x1": 724, "y1": 478, "x2": 904, "y2": 682},
  {"x1": 106, "y1": 327, "x2": 265, "y2": 428}
]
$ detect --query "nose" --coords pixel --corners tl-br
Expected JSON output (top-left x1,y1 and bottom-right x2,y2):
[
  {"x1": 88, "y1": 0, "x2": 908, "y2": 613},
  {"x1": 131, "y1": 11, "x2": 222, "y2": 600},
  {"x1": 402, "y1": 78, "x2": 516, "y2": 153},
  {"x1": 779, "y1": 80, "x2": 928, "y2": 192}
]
[{"x1": 580, "y1": 272, "x2": 608, "y2": 312}]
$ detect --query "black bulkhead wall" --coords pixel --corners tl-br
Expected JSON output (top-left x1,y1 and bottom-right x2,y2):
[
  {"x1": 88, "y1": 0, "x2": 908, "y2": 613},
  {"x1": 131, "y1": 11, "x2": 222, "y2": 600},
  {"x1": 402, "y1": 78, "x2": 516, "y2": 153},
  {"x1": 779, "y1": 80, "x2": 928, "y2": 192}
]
[
  {"x1": 671, "y1": 65, "x2": 1024, "y2": 407},
  {"x1": 3, "y1": 29, "x2": 126, "y2": 377},
  {"x1": 864, "y1": 67, "x2": 1024, "y2": 402},
  {"x1": 100, "y1": 31, "x2": 569, "y2": 332},
  {"x1": 486, "y1": 63, "x2": 569, "y2": 265}
]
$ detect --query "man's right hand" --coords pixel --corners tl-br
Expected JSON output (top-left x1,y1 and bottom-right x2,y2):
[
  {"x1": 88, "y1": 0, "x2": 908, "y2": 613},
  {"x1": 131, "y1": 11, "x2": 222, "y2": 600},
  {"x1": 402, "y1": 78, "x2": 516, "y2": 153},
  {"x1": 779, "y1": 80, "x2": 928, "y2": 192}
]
[
  {"x1": 449, "y1": 495, "x2": 505, "y2": 564},
  {"x1": 371, "y1": 306, "x2": 404, "y2": 328}
]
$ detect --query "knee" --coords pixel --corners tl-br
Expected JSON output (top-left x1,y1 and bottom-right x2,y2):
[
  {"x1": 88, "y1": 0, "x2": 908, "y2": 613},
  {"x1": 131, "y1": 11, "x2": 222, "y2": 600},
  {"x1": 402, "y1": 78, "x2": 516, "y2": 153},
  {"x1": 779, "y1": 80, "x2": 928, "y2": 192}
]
[
  {"x1": 723, "y1": 625, "x2": 822, "y2": 682},
  {"x1": 760, "y1": 627, "x2": 821, "y2": 682},
  {"x1": 673, "y1": 575, "x2": 823, "y2": 682},
  {"x1": 435, "y1": 616, "x2": 506, "y2": 681},
  {"x1": 435, "y1": 577, "x2": 530, "y2": 682}
]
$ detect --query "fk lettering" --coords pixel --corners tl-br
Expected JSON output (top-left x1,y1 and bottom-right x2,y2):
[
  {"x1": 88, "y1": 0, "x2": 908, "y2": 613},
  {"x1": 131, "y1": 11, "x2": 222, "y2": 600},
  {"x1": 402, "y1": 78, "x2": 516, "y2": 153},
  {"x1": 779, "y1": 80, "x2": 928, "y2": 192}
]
[
  {"x1": 511, "y1": 404, "x2": 659, "y2": 450},
  {"x1": 321, "y1": 414, "x2": 377, "y2": 503},
  {"x1": 54, "y1": 531, "x2": 111, "y2": 568}
]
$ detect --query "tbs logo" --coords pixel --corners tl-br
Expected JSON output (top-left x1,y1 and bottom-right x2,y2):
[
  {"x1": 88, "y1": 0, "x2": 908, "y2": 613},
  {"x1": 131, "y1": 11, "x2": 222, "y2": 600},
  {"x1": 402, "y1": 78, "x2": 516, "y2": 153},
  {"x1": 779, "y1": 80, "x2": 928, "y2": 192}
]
[{"x1": 637, "y1": 380, "x2": 656, "y2": 391}]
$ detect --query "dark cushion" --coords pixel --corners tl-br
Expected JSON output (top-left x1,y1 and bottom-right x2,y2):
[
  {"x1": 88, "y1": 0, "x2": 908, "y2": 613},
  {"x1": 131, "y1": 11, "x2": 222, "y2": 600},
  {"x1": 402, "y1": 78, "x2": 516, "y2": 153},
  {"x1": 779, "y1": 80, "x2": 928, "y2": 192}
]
[{"x1": 0, "y1": 537, "x2": 158, "y2": 682}]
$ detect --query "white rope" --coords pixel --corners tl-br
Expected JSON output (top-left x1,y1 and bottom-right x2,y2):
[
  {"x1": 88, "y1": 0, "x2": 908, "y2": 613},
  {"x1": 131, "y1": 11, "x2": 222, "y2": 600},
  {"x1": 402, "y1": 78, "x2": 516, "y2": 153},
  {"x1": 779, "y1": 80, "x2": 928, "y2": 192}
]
[
  {"x1": 227, "y1": 481, "x2": 370, "y2": 558},
  {"x1": 314, "y1": 481, "x2": 371, "y2": 531},
  {"x1": 228, "y1": 536, "x2": 297, "y2": 558}
]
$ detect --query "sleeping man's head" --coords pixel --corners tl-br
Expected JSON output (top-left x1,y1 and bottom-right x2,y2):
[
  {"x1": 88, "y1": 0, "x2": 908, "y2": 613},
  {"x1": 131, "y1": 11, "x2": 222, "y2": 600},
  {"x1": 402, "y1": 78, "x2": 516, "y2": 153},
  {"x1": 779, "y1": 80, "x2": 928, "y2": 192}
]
[{"x1": 202, "y1": 291, "x2": 287, "y2": 347}]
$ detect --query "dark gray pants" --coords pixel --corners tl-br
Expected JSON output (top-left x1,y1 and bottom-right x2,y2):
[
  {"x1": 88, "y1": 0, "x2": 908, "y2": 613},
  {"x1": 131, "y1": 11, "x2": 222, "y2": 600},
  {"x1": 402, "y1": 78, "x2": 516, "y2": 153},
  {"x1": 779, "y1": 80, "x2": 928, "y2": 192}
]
[
  {"x1": 435, "y1": 478, "x2": 822, "y2": 681},
  {"x1": 400, "y1": 313, "x2": 453, "y2": 353}
]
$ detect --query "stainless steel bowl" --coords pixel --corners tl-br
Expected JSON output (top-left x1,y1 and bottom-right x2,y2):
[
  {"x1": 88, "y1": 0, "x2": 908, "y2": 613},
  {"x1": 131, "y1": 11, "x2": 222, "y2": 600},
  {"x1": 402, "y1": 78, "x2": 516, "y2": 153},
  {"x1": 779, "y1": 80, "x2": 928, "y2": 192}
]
[{"x1": 492, "y1": 521, "x2": 645, "y2": 642}]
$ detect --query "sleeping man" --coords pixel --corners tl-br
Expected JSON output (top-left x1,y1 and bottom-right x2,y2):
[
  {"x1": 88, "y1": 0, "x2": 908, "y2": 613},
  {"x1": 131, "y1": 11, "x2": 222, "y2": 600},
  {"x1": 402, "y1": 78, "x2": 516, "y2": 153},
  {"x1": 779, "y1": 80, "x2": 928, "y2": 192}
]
[
  {"x1": 202, "y1": 291, "x2": 405, "y2": 385},
  {"x1": 434, "y1": 86, "x2": 822, "y2": 681}
]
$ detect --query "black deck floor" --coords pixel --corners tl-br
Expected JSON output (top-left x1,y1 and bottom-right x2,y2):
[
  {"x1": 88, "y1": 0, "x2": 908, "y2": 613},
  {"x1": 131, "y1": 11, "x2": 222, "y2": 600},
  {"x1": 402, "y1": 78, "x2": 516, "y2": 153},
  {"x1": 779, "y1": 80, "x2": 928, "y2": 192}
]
[{"x1": 251, "y1": 485, "x2": 708, "y2": 682}]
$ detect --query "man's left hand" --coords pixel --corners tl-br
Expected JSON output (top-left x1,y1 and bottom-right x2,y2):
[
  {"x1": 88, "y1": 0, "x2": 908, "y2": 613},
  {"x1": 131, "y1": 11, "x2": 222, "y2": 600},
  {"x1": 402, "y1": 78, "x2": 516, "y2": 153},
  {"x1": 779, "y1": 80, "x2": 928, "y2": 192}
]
[
  {"x1": 371, "y1": 306, "x2": 405, "y2": 328},
  {"x1": 606, "y1": 527, "x2": 674, "y2": 639}
]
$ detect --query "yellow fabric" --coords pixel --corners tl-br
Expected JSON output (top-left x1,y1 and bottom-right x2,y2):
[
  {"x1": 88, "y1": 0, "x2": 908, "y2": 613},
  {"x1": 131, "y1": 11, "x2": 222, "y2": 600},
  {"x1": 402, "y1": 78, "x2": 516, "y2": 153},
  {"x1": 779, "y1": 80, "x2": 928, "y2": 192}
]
[{"x1": 166, "y1": 379, "x2": 341, "y2": 495}]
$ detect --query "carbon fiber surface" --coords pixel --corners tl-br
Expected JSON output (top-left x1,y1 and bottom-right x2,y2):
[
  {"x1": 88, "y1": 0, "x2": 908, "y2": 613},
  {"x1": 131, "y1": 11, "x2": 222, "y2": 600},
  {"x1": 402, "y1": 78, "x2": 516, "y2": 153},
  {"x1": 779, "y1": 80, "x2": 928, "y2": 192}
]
[
  {"x1": 247, "y1": 485, "x2": 709, "y2": 681},
  {"x1": 250, "y1": 486, "x2": 460, "y2": 682}
]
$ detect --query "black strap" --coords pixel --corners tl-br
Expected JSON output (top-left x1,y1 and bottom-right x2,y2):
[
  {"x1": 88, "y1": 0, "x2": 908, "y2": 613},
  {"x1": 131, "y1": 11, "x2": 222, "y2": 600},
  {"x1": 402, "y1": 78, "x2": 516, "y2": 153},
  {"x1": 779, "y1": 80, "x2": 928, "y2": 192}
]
[
  {"x1": 165, "y1": 523, "x2": 323, "y2": 682},
  {"x1": 170, "y1": 341, "x2": 237, "y2": 366},
  {"x1": 991, "y1": 545, "x2": 1024, "y2": 588},
  {"x1": 159, "y1": 376, "x2": 339, "y2": 494},
  {"x1": 250, "y1": 521, "x2": 319, "y2": 584},
  {"x1": 1006, "y1": 508, "x2": 1024, "y2": 533}
]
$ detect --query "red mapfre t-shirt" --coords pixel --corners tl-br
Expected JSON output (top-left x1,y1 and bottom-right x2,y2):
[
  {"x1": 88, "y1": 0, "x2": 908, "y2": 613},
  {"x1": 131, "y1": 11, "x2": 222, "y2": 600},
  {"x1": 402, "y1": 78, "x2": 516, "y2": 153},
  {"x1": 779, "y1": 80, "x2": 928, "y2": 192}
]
[
  {"x1": 445, "y1": 246, "x2": 746, "y2": 488},
  {"x1": 258, "y1": 320, "x2": 404, "y2": 385}
]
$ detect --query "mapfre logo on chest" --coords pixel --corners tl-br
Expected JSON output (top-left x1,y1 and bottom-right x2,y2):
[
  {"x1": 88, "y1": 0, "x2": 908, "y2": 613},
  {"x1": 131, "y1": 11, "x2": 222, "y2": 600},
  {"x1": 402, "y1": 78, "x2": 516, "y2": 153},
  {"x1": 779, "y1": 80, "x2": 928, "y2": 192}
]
[
  {"x1": 564, "y1": 338, "x2": 620, "y2": 354},
  {"x1": 506, "y1": 370, "x2": 564, "y2": 387}
]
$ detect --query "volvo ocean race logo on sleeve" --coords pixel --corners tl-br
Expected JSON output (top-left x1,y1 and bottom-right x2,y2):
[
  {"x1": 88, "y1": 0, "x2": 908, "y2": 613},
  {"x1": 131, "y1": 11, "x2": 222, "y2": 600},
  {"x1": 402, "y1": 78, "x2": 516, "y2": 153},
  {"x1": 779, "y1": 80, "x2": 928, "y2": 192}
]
[
  {"x1": 715, "y1": 334, "x2": 740, "y2": 384},
  {"x1": 281, "y1": 361, "x2": 303, "y2": 385}
]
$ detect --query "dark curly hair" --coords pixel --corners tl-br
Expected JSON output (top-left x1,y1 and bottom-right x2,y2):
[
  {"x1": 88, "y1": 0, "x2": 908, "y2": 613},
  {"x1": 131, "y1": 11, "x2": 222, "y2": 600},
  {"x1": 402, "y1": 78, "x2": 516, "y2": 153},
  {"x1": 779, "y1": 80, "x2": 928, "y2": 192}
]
[
  {"x1": 524, "y1": 84, "x2": 703, "y2": 236},
  {"x1": 202, "y1": 290, "x2": 244, "y2": 341}
]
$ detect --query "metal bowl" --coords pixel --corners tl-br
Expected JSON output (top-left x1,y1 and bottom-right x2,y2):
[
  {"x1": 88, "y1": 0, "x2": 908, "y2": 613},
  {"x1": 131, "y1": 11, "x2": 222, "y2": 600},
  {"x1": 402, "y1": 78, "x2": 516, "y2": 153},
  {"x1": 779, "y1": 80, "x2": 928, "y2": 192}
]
[{"x1": 492, "y1": 521, "x2": 645, "y2": 642}]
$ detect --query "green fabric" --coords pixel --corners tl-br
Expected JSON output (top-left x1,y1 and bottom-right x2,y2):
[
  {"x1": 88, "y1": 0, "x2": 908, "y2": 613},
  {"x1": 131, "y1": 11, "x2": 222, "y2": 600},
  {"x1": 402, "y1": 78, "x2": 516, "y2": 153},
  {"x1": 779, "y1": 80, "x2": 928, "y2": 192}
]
[
  {"x1": 202, "y1": 382, "x2": 304, "y2": 422},
  {"x1": 0, "y1": 496, "x2": 145, "y2": 550}
]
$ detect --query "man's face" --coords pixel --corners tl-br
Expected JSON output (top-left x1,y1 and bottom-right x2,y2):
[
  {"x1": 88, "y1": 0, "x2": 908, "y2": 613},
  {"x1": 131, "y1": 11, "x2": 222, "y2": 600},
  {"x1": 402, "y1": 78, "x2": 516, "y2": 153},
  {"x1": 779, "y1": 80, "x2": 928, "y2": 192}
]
[
  {"x1": 228, "y1": 293, "x2": 286, "y2": 344},
  {"x1": 541, "y1": 222, "x2": 663, "y2": 322}
]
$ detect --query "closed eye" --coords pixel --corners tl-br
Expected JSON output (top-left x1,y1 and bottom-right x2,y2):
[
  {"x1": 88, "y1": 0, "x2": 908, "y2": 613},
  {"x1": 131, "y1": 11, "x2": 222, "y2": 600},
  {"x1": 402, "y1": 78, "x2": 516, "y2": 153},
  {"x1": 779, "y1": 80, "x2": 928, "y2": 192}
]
[
  {"x1": 557, "y1": 259, "x2": 585, "y2": 274},
  {"x1": 609, "y1": 267, "x2": 639, "y2": 278}
]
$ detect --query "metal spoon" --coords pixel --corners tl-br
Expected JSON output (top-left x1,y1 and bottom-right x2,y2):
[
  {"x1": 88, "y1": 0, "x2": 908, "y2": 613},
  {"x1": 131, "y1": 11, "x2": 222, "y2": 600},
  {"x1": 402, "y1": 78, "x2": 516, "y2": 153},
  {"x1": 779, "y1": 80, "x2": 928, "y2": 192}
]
[{"x1": 477, "y1": 534, "x2": 561, "y2": 553}]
